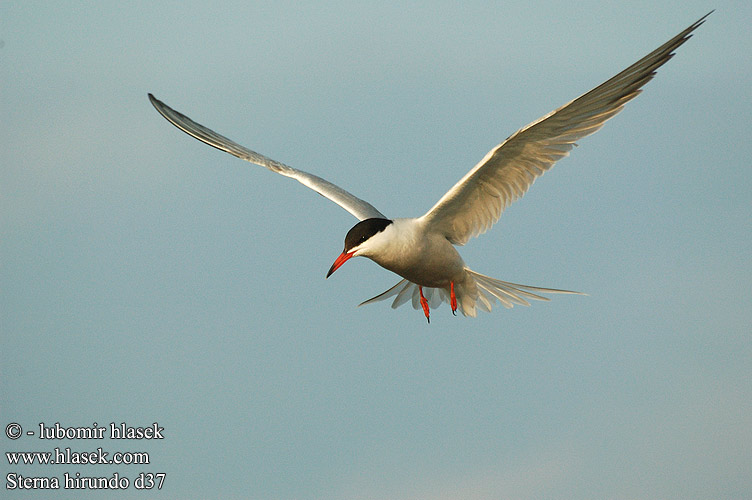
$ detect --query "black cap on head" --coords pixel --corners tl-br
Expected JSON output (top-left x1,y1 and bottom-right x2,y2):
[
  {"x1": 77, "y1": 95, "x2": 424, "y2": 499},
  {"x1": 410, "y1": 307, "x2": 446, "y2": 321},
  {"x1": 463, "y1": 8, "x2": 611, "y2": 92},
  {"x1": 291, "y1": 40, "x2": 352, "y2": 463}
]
[{"x1": 343, "y1": 218, "x2": 393, "y2": 252}]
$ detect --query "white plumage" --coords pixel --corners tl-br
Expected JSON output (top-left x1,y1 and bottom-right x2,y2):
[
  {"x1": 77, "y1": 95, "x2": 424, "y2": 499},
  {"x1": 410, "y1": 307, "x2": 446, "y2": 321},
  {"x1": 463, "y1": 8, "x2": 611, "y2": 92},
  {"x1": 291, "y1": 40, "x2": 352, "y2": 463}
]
[{"x1": 149, "y1": 13, "x2": 709, "y2": 320}]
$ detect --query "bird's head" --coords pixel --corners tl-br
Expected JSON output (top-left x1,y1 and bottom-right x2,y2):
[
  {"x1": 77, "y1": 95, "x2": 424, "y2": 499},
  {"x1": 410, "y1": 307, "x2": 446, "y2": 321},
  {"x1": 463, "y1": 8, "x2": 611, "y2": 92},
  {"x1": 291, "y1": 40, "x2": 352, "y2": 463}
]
[{"x1": 326, "y1": 218, "x2": 393, "y2": 278}]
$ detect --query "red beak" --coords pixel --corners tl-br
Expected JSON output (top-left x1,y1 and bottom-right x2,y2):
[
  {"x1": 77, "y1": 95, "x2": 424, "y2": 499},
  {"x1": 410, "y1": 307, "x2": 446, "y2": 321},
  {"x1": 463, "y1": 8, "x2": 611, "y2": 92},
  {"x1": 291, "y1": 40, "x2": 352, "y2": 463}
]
[{"x1": 326, "y1": 251, "x2": 354, "y2": 278}]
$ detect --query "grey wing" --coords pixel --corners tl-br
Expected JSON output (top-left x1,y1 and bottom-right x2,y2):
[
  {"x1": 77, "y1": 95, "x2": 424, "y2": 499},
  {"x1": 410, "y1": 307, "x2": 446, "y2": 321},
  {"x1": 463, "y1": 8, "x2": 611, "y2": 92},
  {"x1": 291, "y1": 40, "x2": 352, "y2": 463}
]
[
  {"x1": 148, "y1": 94, "x2": 386, "y2": 221},
  {"x1": 420, "y1": 12, "x2": 711, "y2": 245}
]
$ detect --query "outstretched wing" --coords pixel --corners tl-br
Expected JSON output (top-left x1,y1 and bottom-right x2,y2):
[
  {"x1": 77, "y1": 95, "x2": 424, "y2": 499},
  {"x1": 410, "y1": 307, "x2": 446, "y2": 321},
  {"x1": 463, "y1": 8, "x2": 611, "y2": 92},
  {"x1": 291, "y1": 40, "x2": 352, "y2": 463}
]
[
  {"x1": 149, "y1": 94, "x2": 386, "y2": 221},
  {"x1": 420, "y1": 12, "x2": 710, "y2": 245}
]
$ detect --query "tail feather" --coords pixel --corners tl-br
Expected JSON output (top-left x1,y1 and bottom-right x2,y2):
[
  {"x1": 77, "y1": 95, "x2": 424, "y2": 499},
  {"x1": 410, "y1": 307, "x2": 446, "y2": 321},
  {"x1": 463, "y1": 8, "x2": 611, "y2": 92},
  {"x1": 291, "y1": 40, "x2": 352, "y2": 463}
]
[
  {"x1": 358, "y1": 279, "x2": 446, "y2": 310},
  {"x1": 392, "y1": 280, "x2": 414, "y2": 309},
  {"x1": 410, "y1": 286, "x2": 421, "y2": 310},
  {"x1": 358, "y1": 269, "x2": 585, "y2": 317},
  {"x1": 358, "y1": 279, "x2": 410, "y2": 307}
]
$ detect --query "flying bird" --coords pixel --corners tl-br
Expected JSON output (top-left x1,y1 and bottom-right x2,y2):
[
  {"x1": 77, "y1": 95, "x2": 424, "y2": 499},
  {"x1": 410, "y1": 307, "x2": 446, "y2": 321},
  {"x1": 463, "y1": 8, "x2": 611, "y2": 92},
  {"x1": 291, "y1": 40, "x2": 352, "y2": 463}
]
[{"x1": 149, "y1": 13, "x2": 709, "y2": 322}]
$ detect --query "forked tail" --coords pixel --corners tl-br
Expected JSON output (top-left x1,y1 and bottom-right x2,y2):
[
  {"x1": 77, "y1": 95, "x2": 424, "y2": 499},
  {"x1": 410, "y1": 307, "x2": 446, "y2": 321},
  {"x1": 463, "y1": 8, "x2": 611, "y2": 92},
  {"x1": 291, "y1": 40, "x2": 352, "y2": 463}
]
[{"x1": 359, "y1": 268, "x2": 584, "y2": 317}]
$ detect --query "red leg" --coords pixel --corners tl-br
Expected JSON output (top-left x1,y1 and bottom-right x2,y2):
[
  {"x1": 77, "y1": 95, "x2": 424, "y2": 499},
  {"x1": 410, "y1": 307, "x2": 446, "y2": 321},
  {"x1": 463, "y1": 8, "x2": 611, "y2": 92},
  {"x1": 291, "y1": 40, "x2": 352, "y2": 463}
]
[
  {"x1": 450, "y1": 281, "x2": 457, "y2": 316},
  {"x1": 419, "y1": 286, "x2": 430, "y2": 323}
]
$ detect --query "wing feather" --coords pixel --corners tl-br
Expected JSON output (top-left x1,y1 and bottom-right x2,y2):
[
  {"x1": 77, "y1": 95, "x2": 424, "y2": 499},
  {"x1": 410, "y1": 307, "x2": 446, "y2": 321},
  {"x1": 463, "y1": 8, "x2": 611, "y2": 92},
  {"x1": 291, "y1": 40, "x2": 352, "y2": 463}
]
[
  {"x1": 148, "y1": 94, "x2": 385, "y2": 221},
  {"x1": 420, "y1": 13, "x2": 710, "y2": 244}
]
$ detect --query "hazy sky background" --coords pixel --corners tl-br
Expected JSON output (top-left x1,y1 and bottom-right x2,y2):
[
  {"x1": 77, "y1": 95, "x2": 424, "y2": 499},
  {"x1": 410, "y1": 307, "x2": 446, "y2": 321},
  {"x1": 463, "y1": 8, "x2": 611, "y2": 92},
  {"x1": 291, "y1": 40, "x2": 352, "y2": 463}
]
[{"x1": 2, "y1": 1, "x2": 750, "y2": 499}]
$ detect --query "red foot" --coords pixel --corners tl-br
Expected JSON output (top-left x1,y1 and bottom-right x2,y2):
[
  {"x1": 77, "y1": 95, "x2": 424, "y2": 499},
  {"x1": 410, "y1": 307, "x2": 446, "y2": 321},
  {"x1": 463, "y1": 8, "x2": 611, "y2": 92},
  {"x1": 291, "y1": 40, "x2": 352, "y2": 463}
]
[
  {"x1": 419, "y1": 286, "x2": 430, "y2": 323},
  {"x1": 450, "y1": 281, "x2": 457, "y2": 316}
]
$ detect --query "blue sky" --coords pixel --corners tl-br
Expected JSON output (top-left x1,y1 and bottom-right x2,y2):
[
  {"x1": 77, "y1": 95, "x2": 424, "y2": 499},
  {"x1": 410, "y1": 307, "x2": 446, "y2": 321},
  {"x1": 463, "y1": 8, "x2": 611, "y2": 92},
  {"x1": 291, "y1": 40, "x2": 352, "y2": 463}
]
[{"x1": 2, "y1": 1, "x2": 750, "y2": 499}]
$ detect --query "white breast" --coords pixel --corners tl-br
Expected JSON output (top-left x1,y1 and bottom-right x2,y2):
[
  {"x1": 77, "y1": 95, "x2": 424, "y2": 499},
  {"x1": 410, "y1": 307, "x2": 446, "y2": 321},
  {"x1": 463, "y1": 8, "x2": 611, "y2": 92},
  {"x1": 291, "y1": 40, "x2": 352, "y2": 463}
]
[{"x1": 359, "y1": 218, "x2": 467, "y2": 288}]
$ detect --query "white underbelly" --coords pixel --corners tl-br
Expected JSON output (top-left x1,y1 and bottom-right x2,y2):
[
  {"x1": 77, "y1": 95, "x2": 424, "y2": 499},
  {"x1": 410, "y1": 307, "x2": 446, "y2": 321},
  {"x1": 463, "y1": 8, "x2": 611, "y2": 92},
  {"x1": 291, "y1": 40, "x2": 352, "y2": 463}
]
[{"x1": 370, "y1": 223, "x2": 467, "y2": 288}]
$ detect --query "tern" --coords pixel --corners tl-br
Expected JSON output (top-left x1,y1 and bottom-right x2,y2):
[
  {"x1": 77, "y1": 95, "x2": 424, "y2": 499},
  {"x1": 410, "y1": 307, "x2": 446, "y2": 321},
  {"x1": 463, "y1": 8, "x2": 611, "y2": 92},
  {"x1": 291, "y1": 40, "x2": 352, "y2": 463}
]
[{"x1": 149, "y1": 13, "x2": 709, "y2": 322}]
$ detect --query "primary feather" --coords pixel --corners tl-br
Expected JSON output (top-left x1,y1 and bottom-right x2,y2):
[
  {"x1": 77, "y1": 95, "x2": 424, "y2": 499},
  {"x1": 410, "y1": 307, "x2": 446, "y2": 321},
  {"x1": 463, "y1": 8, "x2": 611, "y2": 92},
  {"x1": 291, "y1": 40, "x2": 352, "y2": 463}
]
[
  {"x1": 148, "y1": 93, "x2": 386, "y2": 221},
  {"x1": 420, "y1": 12, "x2": 711, "y2": 245}
]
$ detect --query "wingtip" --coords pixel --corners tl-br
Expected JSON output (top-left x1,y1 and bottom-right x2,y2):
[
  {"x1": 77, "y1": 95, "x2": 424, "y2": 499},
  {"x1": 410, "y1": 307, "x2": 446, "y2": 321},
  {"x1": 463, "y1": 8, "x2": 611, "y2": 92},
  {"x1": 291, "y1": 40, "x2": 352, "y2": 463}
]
[
  {"x1": 147, "y1": 93, "x2": 173, "y2": 121},
  {"x1": 147, "y1": 93, "x2": 159, "y2": 111},
  {"x1": 693, "y1": 10, "x2": 714, "y2": 28}
]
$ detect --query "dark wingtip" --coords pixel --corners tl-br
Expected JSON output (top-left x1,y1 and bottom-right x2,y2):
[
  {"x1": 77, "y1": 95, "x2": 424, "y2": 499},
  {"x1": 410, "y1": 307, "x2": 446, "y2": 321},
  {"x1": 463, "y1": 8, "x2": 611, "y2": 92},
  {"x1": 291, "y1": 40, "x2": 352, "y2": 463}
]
[{"x1": 147, "y1": 93, "x2": 159, "y2": 112}]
